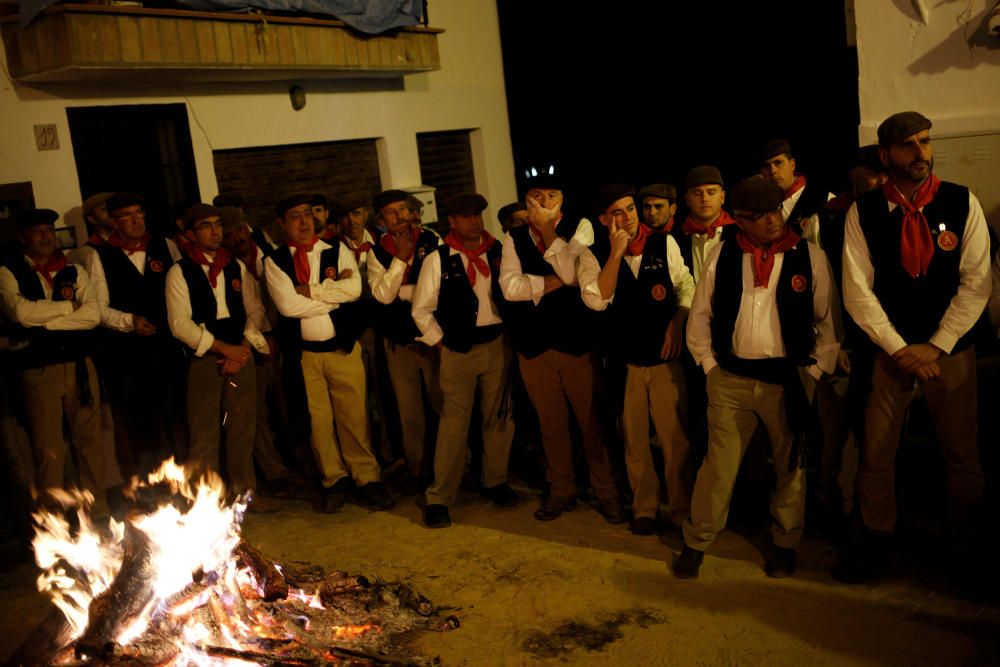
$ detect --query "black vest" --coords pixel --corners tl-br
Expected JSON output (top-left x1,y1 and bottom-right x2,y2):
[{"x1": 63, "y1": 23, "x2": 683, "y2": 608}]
[
  {"x1": 8, "y1": 260, "x2": 92, "y2": 368},
  {"x1": 178, "y1": 257, "x2": 247, "y2": 346},
  {"x1": 502, "y1": 220, "x2": 601, "y2": 359},
  {"x1": 856, "y1": 181, "x2": 974, "y2": 351},
  {"x1": 785, "y1": 182, "x2": 830, "y2": 238},
  {"x1": 372, "y1": 230, "x2": 440, "y2": 345},
  {"x1": 592, "y1": 232, "x2": 680, "y2": 367},
  {"x1": 250, "y1": 227, "x2": 274, "y2": 259},
  {"x1": 270, "y1": 242, "x2": 363, "y2": 353},
  {"x1": 710, "y1": 238, "x2": 816, "y2": 372},
  {"x1": 95, "y1": 237, "x2": 173, "y2": 330},
  {"x1": 434, "y1": 243, "x2": 506, "y2": 354}
]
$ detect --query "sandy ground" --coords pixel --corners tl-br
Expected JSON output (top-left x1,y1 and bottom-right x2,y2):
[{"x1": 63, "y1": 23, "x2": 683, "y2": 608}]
[{"x1": 1, "y1": 486, "x2": 998, "y2": 667}]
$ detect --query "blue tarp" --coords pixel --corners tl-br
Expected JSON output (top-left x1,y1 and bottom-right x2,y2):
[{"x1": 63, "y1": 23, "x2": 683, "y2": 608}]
[{"x1": 20, "y1": 0, "x2": 423, "y2": 33}]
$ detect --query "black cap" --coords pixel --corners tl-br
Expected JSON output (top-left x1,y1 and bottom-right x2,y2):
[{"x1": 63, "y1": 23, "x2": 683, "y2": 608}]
[
  {"x1": 852, "y1": 144, "x2": 887, "y2": 173},
  {"x1": 729, "y1": 178, "x2": 784, "y2": 214},
  {"x1": 331, "y1": 194, "x2": 369, "y2": 217},
  {"x1": 523, "y1": 163, "x2": 565, "y2": 192},
  {"x1": 16, "y1": 208, "x2": 59, "y2": 230},
  {"x1": 213, "y1": 193, "x2": 244, "y2": 208},
  {"x1": 275, "y1": 193, "x2": 315, "y2": 218},
  {"x1": 637, "y1": 183, "x2": 677, "y2": 203},
  {"x1": 106, "y1": 192, "x2": 145, "y2": 214},
  {"x1": 310, "y1": 193, "x2": 328, "y2": 208},
  {"x1": 594, "y1": 184, "x2": 636, "y2": 215},
  {"x1": 182, "y1": 203, "x2": 222, "y2": 230},
  {"x1": 372, "y1": 189, "x2": 410, "y2": 214},
  {"x1": 760, "y1": 139, "x2": 793, "y2": 165},
  {"x1": 877, "y1": 111, "x2": 932, "y2": 147},
  {"x1": 684, "y1": 165, "x2": 724, "y2": 190},
  {"x1": 497, "y1": 201, "x2": 526, "y2": 226},
  {"x1": 444, "y1": 193, "x2": 488, "y2": 217}
]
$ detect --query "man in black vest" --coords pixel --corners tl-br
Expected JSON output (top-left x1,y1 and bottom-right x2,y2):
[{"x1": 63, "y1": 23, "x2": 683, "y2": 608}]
[
  {"x1": 675, "y1": 178, "x2": 840, "y2": 579},
  {"x1": 499, "y1": 169, "x2": 625, "y2": 524},
  {"x1": 412, "y1": 193, "x2": 515, "y2": 527},
  {"x1": 369, "y1": 189, "x2": 443, "y2": 493},
  {"x1": 86, "y1": 192, "x2": 183, "y2": 477},
  {"x1": 166, "y1": 204, "x2": 266, "y2": 501},
  {"x1": 265, "y1": 194, "x2": 392, "y2": 513},
  {"x1": 836, "y1": 111, "x2": 990, "y2": 582},
  {"x1": 675, "y1": 167, "x2": 736, "y2": 284},
  {"x1": 0, "y1": 209, "x2": 107, "y2": 515},
  {"x1": 578, "y1": 184, "x2": 696, "y2": 536},
  {"x1": 214, "y1": 192, "x2": 276, "y2": 258},
  {"x1": 759, "y1": 139, "x2": 828, "y2": 246}
]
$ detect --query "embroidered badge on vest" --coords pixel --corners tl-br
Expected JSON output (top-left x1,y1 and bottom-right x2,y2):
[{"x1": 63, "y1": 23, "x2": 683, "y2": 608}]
[
  {"x1": 149, "y1": 259, "x2": 164, "y2": 273},
  {"x1": 650, "y1": 284, "x2": 667, "y2": 301},
  {"x1": 791, "y1": 275, "x2": 808, "y2": 293},
  {"x1": 417, "y1": 246, "x2": 427, "y2": 260},
  {"x1": 324, "y1": 266, "x2": 338, "y2": 280},
  {"x1": 937, "y1": 230, "x2": 958, "y2": 251},
  {"x1": 232, "y1": 278, "x2": 242, "y2": 292},
  {"x1": 60, "y1": 285, "x2": 76, "y2": 301}
]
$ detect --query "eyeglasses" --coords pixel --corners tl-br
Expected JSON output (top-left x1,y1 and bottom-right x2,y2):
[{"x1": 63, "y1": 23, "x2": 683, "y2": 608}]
[{"x1": 734, "y1": 207, "x2": 780, "y2": 224}]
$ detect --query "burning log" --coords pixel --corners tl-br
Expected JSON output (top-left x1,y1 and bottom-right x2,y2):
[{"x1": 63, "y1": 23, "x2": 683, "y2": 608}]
[
  {"x1": 319, "y1": 571, "x2": 371, "y2": 604},
  {"x1": 236, "y1": 540, "x2": 289, "y2": 601}
]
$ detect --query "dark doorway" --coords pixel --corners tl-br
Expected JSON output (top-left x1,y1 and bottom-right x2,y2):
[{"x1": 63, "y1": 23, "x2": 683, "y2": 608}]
[{"x1": 66, "y1": 103, "x2": 200, "y2": 237}]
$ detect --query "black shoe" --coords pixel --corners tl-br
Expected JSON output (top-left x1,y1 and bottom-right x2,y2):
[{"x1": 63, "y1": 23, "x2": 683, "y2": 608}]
[
  {"x1": 765, "y1": 546, "x2": 797, "y2": 578},
  {"x1": 424, "y1": 503, "x2": 452, "y2": 528},
  {"x1": 673, "y1": 545, "x2": 704, "y2": 579},
  {"x1": 630, "y1": 516, "x2": 657, "y2": 536},
  {"x1": 481, "y1": 483, "x2": 519, "y2": 508},
  {"x1": 534, "y1": 495, "x2": 577, "y2": 521},
  {"x1": 355, "y1": 481, "x2": 395, "y2": 511},
  {"x1": 596, "y1": 497, "x2": 628, "y2": 525},
  {"x1": 320, "y1": 478, "x2": 350, "y2": 513}
]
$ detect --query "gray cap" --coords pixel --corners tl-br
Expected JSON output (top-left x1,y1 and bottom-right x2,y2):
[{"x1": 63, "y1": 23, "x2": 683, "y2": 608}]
[
  {"x1": 729, "y1": 178, "x2": 784, "y2": 214},
  {"x1": 637, "y1": 183, "x2": 677, "y2": 203},
  {"x1": 877, "y1": 111, "x2": 932, "y2": 147},
  {"x1": 684, "y1": 166, "x2": 724, "y2": 190}
]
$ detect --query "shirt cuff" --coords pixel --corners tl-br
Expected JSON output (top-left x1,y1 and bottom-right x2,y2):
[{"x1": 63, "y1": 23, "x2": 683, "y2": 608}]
[
  {"x1": 416, "y1": 325, "x2": 443, "y2": 347},
  {"x1": 881, "y1": 332, "x2": 908, "y2": 356},
  {"x1": 543, "y1": 238, "x2": 567, "y2": 259},
  {"x1": 929, "y1": 330, "x2": 957, "y2": 355},
  {"x1": 399, "y1": 285, "x2": 414, "y2": 302},
  {"x1": 194, "y1": 327, "x2": 215, "y2": 358},
  {"x1": 244, "y1": 327, "x2": 268, "y2": 354},
  {"x1": 701, "y1": 356, "x2": 718, "y2": 375},
  {"x1": 528, "y1": 274, "x2": 545, "y2": 305},
  {"x1": 806, "y1": 364, "x2": 823, "y2": 381}
]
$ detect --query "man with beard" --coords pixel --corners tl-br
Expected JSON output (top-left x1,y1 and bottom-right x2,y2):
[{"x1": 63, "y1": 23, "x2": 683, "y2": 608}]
[
  {"x1": 760, "y1": 140, "x2": 828, "y2": 246},
  {"x1": 579, "y1": 184, "x2": 696, "y2": 535},
  {"x1": 675, "y1": 167, "x2": 736, "y2": 284},
  {"x1": 836, "y1": 112, "x2": 990, "y2": 582}
]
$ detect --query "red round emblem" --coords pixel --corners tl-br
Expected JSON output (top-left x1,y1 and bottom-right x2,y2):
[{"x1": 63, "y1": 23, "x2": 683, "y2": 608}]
[
  {"x1": 791, "y1": 275, "x2": 807, "y2": 293},
  {"x1": 60, "y1": 286, "x2": 75, "y2": 301},
  {"x1": 149, "y1": 260, "x2": 164, "y2": 273},
  {"x1": 324, "y1": 267, "x2": 338, "y2": 280},
  {"x1": 650, "y1": 284, "x2": 667, "y2": 301},
  {"x1": 232, "y1": 278, "x2": 242, "y2": 292},
  {"x1": 937, "y1": 230, "x2": 957, "y2": 251}
]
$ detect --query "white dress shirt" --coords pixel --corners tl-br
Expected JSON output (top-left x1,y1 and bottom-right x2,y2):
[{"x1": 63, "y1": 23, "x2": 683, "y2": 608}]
[
  {"x1": 166, "y1": 256, "x2": 267, "y2": 357},
  {"x1": 84, "y1": 248, "x2": 145, "y2": 333},
  {"x1": 0, "y1": 258, "x2": 100, "y2": 331},
  {"x1": 499, "y1": 217, "x2": 594, "y2": 304},
  {"x1": 686, "y1": 240, "x2": 841, "y2": 381},
  {"x1": 369, "y1": 231, "x2": 442, "y2": 305},
  {"x1": 264, "y1": 239, "x2": 361, "y2": 343},
  {"x1": 842, "y1": 189, "x2": 991, "y2": 355}
]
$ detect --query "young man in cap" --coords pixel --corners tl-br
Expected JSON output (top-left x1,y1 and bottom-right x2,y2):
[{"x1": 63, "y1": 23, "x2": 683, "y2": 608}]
[
  {"x1": 412, "y1": 193, "x2": 515, "y2": 527},
  {"x1": 0, "y1": 209, "x2": 107, "y2": 515},
  {"x1": 675, "y1": 167, "x2": 736, "y2": 284},
  {"x1": 578, "y1": 184, "x2": 696, "y2": 535},
  {"x1": 87, "y1": 192, "x2": 182, "y2": 476},
  {"x1": 369, "y1": 189, "x2": 443, "y2": 493},
  {"x1": 265, "y1": 194, "x2": 392, "y2": 512},
  {"x1": 214, "y1": 192, "x2": 276, "y2": 257},
  {"x1": 498, "y1": 202, "x2": 528, "y2": 234},
  {"x1": 836, "y1": 111, "x2": 990, "y2": 582},
  {"x1": 676, "y1": 178, "x2": 841, "y2": 579},
  {"x1": 759, "y1": 140, "x2": 829, "y2": 246},
  {"x1": 166, "y1": 203, "x2": 268, "y2": 503},
  {"x1": 68, "y1": 192, "x2": 115, "y2": 267},
  {"x1": 499, "y1": 169, "x2": 625, "y2": 523}
]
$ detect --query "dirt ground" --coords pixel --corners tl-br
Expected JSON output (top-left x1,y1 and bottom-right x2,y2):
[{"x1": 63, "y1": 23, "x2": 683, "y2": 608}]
[{"x1": 2, "y1": 483, "x2": 997, "y2": 667}]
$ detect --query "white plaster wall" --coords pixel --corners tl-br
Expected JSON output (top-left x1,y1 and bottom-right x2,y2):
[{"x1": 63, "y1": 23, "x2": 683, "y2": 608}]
[
  {"x1": 855, "y1": 0, "x2": 1000, "y2": 140},
  {"x1": 0, "y1": 0, "x2": 516, "y2": 235}
]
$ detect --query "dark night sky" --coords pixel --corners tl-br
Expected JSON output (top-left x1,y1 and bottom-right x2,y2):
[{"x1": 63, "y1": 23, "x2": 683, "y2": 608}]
[{"x1": 496, "y1": 1, "x2": 860, "y2": 216}]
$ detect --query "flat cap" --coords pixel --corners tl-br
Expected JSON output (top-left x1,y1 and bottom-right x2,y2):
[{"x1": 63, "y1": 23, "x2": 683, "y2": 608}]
[
  {"x1": 444, "y1": 193, "x2": 488, "y2": 217},
  {"x1": 275, "y1": 193, "x2": 315, "y2": 218},
  {"x1": 106, "y1": 192, "x2": 145, "y2": 214},
  {"x1": 213, "y1": 193, "x2": 244, "y2": 208},
  {"x1": 310, "y1": 193, "x2": 328, "y2": 208},
  {"x1": 219, "y1": 206, "x2": 244, "y2": 233},
  {"x1": 853, "y1": 144, "x2": 887, "y2": 173},
  {"x1": 637, "y1": 183, "x2": 677, "y2": 203},
  {"x1": 684, "y1": 166, "x2": 724, "y2": 190},
  {"x1": 83, "y1": 192, "x2": 114, "y2": 215},
  {"x1": 760, "y1": 139, "x2": 793, "y2": 165},
  {"x1": 728, "y1": 178, "x2": 784, "y2": 214},
  {"x1": 16, "y1": 208, "x2": 59, "y2": 230},
  {"x1": 594, "y1": 184, "x2": 636, "y2": 215},
  {"x1": 182, "y1": 203, "x2": 222, "y2": 230},
  {"x1": 372, "y1": 189, "x2": 410, "y2": 214},
  {"x1": 877, "y1": 111, "x2": 932, "y2": 147},
  {"x1": 497, "y1": 201, "x2": 526, "y2": 225},
  {"x1": 332, "y1": 194, "x2": 369, "y2": 217}
]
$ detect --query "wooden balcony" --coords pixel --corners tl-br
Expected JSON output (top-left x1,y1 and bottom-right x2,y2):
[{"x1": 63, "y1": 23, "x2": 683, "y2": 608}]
[{"x1": 0, "y1": 4, "x2": 442, "y2": 83}]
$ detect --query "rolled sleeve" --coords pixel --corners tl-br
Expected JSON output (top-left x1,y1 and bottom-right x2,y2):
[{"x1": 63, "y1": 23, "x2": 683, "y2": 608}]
[
  {"x1": 411, "y1": 252, "x2": 444, "y2": 346},
  {"x1": 165, "y1": 264, "x2": 214, "y2": 356}
]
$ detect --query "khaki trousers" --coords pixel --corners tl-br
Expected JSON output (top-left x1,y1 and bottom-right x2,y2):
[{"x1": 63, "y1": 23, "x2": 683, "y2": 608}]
[
  {"x1": 22, "y1": 358, "x2": 107, "y2": 514},
  {"x1": 518, "y1": 350, "x2": 617, "y2": 501},
  {"x1": 683, "y1": 367, "x2": 806, "y2": 551},
  {"x1": 858, "y1": 346, "x2": 983, "y2": 534},
  {"x1": 301, "y1": 344, "x2": 381, "y2": 488},
  {"x1": 383, "y1": 339, "x2": 442, "y2": 476},
  {"x1": 426, "y1": 337, "x2": 514, "y2": 507},
  {"x1": 187, "y1": 354, "x2": 256, "y2": 493},
  {"x1": 623, "y1": 362, "x2": 692, "y2": 526}
]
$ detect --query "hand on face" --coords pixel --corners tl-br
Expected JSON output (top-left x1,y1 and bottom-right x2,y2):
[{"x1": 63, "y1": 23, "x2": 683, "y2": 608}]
[{"x1": 608, "y1": 218, "x2": 631, "y2": 259}]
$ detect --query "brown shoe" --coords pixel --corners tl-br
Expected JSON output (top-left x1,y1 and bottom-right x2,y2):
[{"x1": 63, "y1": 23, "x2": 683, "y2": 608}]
[
  {"x1": 534, "y1": 495, "x2": 577, "y2": 521},
  {"x1": 596, "y1": 497, "x2": 628, "y2": 525}
]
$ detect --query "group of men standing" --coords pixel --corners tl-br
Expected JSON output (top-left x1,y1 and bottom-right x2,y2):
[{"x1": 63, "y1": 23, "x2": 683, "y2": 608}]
[{"x1": 0, "y1": 109, "x2": 991, "y2": 585}]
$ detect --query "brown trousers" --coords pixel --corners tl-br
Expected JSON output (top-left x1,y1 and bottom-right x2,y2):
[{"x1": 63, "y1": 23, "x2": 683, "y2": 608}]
[
  {"x1": 253, "y1": 359, "x2": 288, "y2": 482},
  {"x1": 383, "y1": 339, "x2": 442, "y2": 476}
]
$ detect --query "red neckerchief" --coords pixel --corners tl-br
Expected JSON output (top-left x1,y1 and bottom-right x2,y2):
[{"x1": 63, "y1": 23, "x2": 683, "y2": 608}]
[
  {"x1": 681, "y1": 211, "x2": 735, "y2": 240},
  {"x1": 825, "y1": 191, "x2": 853, "y2": 214},
  {"x1": 735, "y1": 227, "x2": 801, "y2": 288},
  {"x1": 288, "y1": 236, "x2": 319, "y2": 285},
  {"x1": 529, "y1": 213, "x2": 563, "y2": 253},
  {"x1": 87, "y1": 231, "x2": 108, "y2": 247},
  {"x1": 379, "y1": 226, "x2": 421, "y2": 281},
  {"x1": 31, "y1": 252, "x2": 68, "y2": 287},
  {"x1": 662, "y1": 216, "x2": 675, "y2": 233},
  {"x1": 784, "y1": 175, "x2": 807, "y2": 200},
  {"x1": 108, "y1": 232, "x2": 150, "y2": 255},
  {"x1": 883, "y1": 174, "x2": 941, "y2": 278},
  {"x1": 348, "y1": 239, "x2": 373, "y2": 264},
  {"x1": 173, "y1": 233, "x2": 193, "y2": 256},
  {"x1": 185, "y1": 244, "x2": 230, "y2": 288},
  {"x1": 625, "y1": 224, "x2": 652, "y2": 257},
  {"x1": 444, "y1": 231, "x2": 496, "y2": 286}
]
